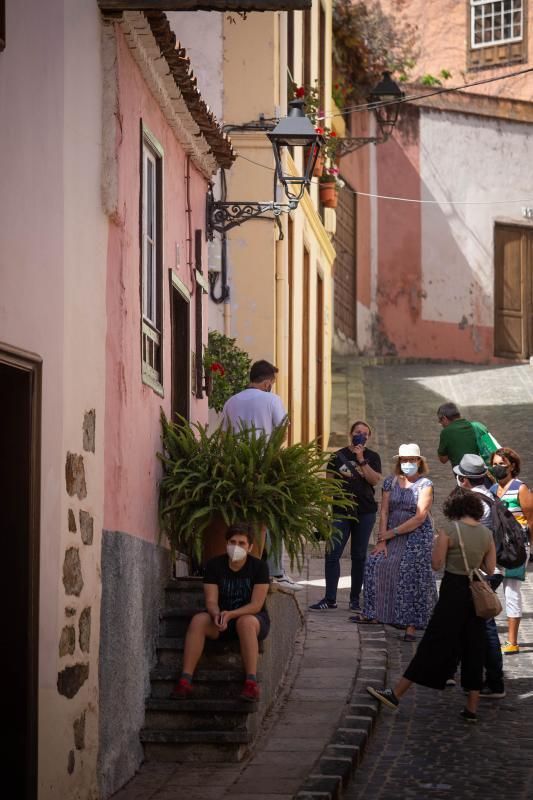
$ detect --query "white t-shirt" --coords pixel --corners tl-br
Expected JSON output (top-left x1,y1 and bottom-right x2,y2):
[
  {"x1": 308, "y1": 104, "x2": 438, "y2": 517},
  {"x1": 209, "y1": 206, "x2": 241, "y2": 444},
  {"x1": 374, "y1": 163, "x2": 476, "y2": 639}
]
[{"x1": 221, "y1": 388, "x2": 287, "y2": 436}]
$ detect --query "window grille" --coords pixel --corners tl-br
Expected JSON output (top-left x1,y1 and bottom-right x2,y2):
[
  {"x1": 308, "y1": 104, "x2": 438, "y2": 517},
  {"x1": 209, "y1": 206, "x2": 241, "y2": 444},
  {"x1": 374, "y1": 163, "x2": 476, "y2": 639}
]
[{"x1": 471, "y1": 0, "x2": 523, "y2": 49}]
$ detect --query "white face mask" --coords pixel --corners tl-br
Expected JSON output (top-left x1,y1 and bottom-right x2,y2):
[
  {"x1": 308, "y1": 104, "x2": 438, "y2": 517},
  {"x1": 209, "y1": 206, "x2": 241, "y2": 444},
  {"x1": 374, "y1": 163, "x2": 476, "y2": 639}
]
[
  {"x1": 400, "y1": 461, "x2": 418, "y2": 477},
  {"x1": 226, "y1": 543, "x2": 248, "y2": 562}
]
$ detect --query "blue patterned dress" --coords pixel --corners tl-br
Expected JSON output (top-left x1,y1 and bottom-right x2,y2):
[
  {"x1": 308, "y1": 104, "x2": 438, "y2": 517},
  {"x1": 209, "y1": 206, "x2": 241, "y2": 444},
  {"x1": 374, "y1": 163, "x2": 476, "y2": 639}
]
[{"x1": 363, "y1": 475, "x2": 437, "y2": 628}]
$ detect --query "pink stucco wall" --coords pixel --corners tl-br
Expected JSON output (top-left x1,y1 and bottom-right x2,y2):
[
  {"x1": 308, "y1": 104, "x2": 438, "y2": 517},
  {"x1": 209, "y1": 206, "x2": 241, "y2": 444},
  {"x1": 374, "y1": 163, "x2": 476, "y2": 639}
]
[
  {"x1": 104, "y1": 27, "x2": 209, "y2": 542},
  {"x1": 375, "y1": 107, "x2": 492, "y2": 362}
]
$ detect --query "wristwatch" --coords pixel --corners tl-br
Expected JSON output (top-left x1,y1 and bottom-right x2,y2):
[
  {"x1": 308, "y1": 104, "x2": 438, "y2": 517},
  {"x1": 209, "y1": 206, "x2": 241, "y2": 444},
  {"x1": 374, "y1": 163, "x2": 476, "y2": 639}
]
[
  {"x1": 358, "y1": 459, "x2": 368, "y2": 466},
  {"x1": 393, "y1": 528, "x2": 400, "y2": 537}
]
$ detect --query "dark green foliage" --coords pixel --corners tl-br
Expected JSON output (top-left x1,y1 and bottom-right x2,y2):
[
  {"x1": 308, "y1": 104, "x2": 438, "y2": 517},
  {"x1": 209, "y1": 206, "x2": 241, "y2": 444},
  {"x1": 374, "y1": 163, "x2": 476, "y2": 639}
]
[
  {"x1": 203, "y1": 330, "x2": 252, "y2": 413},
  {"x1": 158, "y1": 413, "x2": 354, "y2": 568}
]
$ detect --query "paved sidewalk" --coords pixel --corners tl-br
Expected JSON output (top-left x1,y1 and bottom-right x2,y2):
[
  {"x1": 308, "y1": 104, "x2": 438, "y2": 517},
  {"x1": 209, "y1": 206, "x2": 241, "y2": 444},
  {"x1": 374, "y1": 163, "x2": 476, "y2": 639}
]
[{"x1": 111, "y1": 555, "x2": 362, "y2": 800}]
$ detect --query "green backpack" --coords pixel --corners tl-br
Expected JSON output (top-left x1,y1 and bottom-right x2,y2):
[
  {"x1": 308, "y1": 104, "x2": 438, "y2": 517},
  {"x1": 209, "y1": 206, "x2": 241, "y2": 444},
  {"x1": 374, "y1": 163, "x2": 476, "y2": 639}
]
[{"x1": 471, "y1": 420, "x2": 500, "y2": 463}]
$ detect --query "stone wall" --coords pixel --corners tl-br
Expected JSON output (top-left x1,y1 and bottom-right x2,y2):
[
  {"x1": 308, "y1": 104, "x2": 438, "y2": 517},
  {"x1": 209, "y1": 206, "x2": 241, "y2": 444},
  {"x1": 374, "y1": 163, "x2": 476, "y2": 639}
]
[{"x1": 97, "y1": 531, "x2": 170, "y2": 799}]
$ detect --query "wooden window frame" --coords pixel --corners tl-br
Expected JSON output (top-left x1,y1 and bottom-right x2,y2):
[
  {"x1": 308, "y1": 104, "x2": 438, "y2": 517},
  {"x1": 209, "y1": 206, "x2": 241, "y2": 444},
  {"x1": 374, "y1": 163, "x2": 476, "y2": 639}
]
[
  {"x1": 467, "y1": 0, "x2": 527, "y2": 69},
  {"x1": 140, "y1": 123, "x2": 164, "y2": 396},
  {"x1": 0, "y1": 1, "x2": 5, "y2": 52}
]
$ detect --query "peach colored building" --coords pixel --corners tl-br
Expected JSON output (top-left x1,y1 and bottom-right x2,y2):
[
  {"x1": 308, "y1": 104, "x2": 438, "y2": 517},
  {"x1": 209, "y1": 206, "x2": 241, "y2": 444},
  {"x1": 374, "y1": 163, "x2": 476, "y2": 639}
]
[
  {"x1": 335, "y1": 0, "x2": 533, "y2": 361},
  {"x1": 0, "y1": 3, "x2": 231, "y2": 799}
]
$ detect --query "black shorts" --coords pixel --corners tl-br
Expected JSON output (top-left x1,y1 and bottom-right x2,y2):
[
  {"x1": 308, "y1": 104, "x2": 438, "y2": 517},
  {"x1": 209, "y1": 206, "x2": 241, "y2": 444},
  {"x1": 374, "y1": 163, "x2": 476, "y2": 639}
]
[{"x1": 218, "y1": 610, "x2": 270, "y2": 642}]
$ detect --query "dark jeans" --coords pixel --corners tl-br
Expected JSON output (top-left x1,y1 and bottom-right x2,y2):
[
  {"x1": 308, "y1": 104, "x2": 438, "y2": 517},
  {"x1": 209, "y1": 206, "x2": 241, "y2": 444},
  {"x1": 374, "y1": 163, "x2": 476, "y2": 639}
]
[
  {"x1": 325, "y1": 513, "x2": 376, "y2": 604},
  {"x1": 485, "y1": 574, "x2": 504, "y2": 691}
]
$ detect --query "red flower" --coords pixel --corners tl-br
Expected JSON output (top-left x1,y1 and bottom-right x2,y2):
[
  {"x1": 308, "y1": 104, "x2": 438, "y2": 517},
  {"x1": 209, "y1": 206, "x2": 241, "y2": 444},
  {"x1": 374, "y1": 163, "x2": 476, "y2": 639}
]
[
  {"x1": 330, "y1": 131, "x2": 337, "y2": 137},
  {"x1": 295, "y1": 87, "x2": 306, "y2": 98},
  {"x1": 315, "y1": 127, "x2": 324, "y2": 135},
  {"x1": 210, "y1": 362, "x2": 225, "y2": 376}
]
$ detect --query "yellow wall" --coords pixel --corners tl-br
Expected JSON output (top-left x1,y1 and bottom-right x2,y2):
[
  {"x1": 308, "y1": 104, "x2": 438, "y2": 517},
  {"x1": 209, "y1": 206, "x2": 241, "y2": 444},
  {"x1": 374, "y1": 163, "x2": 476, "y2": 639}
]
[{"x1": 222, "y1": 2, "x2": 335, "y2": 447}]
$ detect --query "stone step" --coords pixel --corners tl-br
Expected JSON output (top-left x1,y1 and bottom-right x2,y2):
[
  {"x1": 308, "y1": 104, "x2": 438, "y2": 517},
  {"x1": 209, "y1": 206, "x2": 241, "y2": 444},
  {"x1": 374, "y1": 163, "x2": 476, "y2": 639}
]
[
  {"x1": 164, "y1": 579, "x2": 205, "y2": 610},
  {"x1": 149, "y1": 666, "x2": 257, "y2": 699},
  {"x1": 145, "y1": 697, "x2": 258, "y2": 714},
  {"x1": 141, "y1": 729, "x2": 250, "y2": 763},
  {"x1": 159, "y1": 607, "x2": 198, "y2": 637}
]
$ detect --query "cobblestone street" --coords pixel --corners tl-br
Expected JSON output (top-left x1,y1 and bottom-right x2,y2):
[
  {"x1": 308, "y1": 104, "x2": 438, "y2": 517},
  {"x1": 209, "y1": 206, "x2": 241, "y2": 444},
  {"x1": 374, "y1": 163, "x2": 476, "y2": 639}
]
[{"x1": 337, "y1": 359, "x2": 533, "y2": 800}]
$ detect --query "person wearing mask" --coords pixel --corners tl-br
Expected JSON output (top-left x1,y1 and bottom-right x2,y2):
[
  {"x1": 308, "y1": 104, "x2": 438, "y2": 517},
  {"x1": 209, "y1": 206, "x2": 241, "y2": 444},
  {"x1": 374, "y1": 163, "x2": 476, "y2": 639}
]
[
  {"x1": 489, "y1": 448, "x2": 533, "y2": 655},
  {"x1": 437, "y1": 402, "x2": 480, "y2": 468},
  {"x1": 309, "y1": 421, "x2": 381, "y2": 612},
  {"x1": 453, "y1": 454, "x2": 505, "y2": 697},
  {"x1": 357, "y1": 444, "x2": 436, "y2": 641},
  {"x1": 221, "y1": 360, "x2": 301, "y2": 591},
  {"x1": 367, "y1": 488, "x2": 496, "y2": 724},
  {"x1": 172, "y1": 523, "x2": 270, "y2": 701}
]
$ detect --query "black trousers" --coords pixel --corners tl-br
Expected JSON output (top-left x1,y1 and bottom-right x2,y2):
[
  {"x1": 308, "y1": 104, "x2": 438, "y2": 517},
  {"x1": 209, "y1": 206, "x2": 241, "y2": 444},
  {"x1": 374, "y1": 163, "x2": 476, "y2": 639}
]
[{"x1": 404, "y1": 572, "x2": 485, "y2": 691}]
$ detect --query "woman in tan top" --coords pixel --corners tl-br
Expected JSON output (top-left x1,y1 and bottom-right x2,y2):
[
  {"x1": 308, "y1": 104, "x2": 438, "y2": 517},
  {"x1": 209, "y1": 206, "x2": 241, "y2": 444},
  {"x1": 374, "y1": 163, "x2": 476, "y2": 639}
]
[{"x1": 367, "y1": 488, "x2": 496, "y2": 723}]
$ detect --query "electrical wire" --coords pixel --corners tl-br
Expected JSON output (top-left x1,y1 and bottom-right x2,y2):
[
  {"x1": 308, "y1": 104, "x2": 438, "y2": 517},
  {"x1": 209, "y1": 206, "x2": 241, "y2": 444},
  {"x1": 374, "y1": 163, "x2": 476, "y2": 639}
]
[
  {"x1": 235, "y1": 153, "x2": 533, "y2": 206},
  {"x1": 308, "y1": 65, "x2": 533, "y2": 121}
]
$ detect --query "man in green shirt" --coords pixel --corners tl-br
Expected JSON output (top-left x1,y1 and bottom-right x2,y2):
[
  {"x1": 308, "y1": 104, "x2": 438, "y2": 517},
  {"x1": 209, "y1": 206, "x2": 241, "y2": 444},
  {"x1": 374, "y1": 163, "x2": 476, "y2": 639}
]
[{"x1": 437, "y1": 402, "x2": 480, "y2": 468}]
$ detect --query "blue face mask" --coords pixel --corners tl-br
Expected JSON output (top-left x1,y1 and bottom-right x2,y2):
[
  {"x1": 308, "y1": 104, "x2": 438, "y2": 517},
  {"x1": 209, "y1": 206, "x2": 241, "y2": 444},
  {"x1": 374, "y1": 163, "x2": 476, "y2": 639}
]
[
  {"x1": 400, "y1": 461, "x2": 418, "y2": 476},
  {"x1": 352, "y1": 433, "x2": 367, "y2": 447}
]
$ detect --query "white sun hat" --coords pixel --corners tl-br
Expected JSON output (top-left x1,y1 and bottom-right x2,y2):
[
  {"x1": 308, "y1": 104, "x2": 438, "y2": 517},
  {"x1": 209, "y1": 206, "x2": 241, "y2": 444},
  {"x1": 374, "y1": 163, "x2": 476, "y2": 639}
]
[{"x1": 397, "y1": 443, "x2": 421, "y2": 458}]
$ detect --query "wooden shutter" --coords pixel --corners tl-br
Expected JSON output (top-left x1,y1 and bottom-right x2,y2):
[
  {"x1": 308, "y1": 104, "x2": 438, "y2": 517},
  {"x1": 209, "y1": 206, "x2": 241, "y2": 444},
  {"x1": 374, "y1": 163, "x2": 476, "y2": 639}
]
[{"x1": 333, "y1": 181, "x2": 357, "y2": 342}]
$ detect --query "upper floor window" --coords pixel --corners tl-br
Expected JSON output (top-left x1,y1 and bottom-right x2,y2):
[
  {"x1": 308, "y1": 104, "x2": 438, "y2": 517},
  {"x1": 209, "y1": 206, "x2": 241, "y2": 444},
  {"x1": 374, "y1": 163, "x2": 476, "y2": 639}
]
[
  {"x1": 471, "y1": 0, "x2": 523, "y2": 49},
  {"x1": 141, "y1": 125, "x2": 164, "y2": 395},
  {"x1": 468, "y1": 0, "x2": 527, "y2": 68}
]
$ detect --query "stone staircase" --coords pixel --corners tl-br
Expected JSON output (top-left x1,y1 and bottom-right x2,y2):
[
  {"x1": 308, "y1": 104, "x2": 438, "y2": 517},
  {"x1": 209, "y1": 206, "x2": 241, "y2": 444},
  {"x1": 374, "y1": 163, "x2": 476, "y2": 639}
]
[{"x1": 140, "y1": 577, "x2": 262, "y2": 763}]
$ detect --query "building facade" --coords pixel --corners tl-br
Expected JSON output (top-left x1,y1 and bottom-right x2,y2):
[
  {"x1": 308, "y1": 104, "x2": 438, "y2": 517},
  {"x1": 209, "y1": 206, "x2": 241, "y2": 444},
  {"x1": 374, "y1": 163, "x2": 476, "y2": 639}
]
[
  {"x1": 336, "y1": 0, "x2": 533, "y2": 361},
  {"x1": 0, "y1": 2, "x2": 231, "y2": 798}
]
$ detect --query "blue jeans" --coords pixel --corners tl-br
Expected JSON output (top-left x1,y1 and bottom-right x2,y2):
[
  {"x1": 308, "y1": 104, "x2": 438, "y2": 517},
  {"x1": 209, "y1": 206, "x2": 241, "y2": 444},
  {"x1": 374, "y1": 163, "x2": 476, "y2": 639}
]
[
  {"x1": 485, "y1": 575, "x2": 504, "y2": 691},
  {"x1": 325, "y1": 514, "x2": 376, "y2": 604}
]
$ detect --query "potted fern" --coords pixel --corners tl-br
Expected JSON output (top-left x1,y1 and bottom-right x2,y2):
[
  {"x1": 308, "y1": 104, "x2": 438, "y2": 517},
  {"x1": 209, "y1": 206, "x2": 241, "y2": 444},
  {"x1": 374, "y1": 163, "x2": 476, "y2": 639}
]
[{"x1": 158, "y1": 413, "x2": 353, "y2": 569}]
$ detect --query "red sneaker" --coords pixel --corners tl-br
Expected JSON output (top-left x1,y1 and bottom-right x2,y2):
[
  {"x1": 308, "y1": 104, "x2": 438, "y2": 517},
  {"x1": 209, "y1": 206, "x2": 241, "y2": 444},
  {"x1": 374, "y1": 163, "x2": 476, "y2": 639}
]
[
  {"x1": 171, "y1": 678, "x2": 193, "y2": 698},
  {"x1": 240, "y1": 679, "x2": 260, "y2": 702}
]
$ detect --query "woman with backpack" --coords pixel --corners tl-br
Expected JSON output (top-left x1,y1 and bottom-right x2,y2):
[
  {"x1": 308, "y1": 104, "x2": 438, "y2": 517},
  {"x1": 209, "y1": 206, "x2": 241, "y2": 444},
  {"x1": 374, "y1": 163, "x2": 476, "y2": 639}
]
[{"x1": 490, "y1": 447, "x2": 533, "y2": 655}]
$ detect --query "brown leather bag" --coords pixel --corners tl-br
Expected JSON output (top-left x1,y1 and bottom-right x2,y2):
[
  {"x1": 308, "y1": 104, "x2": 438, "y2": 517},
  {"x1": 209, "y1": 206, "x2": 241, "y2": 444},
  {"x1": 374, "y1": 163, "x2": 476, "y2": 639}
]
[{"x1": 455, "y1": 522, "x2": 502, "y2": 620}]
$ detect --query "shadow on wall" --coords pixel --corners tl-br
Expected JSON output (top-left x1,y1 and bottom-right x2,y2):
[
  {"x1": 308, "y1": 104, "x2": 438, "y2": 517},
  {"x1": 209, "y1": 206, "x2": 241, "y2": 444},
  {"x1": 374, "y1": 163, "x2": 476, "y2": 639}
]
[{"x1": 373, "y1": 107, "x2": 493, "y2": 361}]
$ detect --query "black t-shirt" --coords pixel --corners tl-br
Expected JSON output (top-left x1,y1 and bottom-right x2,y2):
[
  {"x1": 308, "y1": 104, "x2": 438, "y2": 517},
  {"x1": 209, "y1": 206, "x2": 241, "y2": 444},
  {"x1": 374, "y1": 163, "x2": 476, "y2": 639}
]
[
  {"x1": 203, "y1": 554, "x2": 270, "y2": 613},
  {"x1": 328, "y1": 446, "x2": 382, "y2": 514}
]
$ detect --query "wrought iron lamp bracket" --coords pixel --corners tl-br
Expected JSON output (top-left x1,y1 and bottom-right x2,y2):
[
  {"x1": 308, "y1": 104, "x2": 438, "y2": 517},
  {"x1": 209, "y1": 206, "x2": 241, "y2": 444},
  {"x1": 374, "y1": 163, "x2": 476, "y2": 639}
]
[
  {"x1": 337, "y1": 135, "x2": 388, "y2": 157},
  {"x1": 206, "y1": 189, "x2": 298, "y2": 240}
]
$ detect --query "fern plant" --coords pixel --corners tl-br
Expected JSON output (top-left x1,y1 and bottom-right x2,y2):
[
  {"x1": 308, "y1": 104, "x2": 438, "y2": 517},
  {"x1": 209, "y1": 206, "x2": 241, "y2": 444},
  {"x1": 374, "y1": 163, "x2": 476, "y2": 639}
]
[{"x1": 158, "y1": 413, "x2": 354, "y2": 568}]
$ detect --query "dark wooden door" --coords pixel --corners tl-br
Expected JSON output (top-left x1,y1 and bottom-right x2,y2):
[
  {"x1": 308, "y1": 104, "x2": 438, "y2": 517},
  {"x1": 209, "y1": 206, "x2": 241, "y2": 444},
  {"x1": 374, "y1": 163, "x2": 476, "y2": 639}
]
[
  {"x1": 316, "y1": 273, "x2": 324, "y2": 448},
  {"x1": 302, "y1": 247, "x2": 310, "y2": 443},
  {"x1": 494, "y1": 224, "x2": 533, "y2": 358},
  {"x1": 171, "y1": 281, "x2": 190, "y2": 422},
  {"x1": 0, "y1": 346, "x2": 41, "y2": 799},
  {"x1": 334, "y1": 181, "x2": 357, "y2": 342}
]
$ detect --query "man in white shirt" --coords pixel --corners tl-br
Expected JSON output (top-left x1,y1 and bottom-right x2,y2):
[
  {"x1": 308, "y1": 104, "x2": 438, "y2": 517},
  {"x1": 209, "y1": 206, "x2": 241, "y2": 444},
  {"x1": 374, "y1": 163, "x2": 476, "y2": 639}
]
[{"x1": 221, "y1": 360, "x2": 301, "y2": 591}]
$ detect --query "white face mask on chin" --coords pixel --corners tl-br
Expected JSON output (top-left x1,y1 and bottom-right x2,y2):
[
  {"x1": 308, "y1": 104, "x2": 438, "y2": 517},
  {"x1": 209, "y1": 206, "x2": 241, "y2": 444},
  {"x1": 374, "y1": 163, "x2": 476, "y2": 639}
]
[{"x1": 226, "y1": 544, "x2": 248, "y2": 562}]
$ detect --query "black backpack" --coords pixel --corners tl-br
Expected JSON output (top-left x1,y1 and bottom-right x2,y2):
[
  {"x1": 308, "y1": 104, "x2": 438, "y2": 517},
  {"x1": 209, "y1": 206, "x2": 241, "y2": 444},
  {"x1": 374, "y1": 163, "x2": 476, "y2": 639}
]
[{"x1": 481, "y1": 493, "x2": 527, "y2": 570}]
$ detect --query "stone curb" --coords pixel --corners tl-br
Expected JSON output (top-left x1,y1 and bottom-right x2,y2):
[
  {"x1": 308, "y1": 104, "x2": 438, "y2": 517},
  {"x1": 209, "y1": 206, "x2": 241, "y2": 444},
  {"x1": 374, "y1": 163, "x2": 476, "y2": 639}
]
[{"x1": 291, "y1": 626, "x2": 389, "y2": 800}]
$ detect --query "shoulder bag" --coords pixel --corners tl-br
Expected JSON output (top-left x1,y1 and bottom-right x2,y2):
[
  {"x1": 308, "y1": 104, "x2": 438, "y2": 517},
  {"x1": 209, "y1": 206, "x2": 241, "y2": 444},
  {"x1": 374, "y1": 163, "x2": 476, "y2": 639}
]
[{"x1": 455, "y1": 522, "x2": 502, "y2": 620}]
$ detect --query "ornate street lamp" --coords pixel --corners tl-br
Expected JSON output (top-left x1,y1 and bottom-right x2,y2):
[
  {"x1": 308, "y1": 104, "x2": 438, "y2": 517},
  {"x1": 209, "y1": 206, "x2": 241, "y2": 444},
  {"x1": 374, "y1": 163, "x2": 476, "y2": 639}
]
[
  {"x1": 206, "y1": 100, "x2": 324, "y2": 240},
  {"x1": 337, "y1": 71, "x2": 405, "y2": 158},
  {"x1": 267, "y1": 99, "x2": 324, "y2": 201}
]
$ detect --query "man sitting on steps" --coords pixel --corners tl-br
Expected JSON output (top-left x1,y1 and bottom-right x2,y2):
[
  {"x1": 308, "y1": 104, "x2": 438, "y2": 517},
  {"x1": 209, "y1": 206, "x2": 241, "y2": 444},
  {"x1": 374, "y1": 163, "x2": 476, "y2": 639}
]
[{"x1": 172, "y1": 523, "x2": 270, "y2": 702}]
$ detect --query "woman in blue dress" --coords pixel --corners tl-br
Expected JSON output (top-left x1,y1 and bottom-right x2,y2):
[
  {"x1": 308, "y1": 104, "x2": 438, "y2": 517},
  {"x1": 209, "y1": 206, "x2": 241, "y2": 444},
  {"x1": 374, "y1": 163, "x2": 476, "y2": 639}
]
[{"x1": 355, "y1": 443, "x2": 437, "y2": 640}]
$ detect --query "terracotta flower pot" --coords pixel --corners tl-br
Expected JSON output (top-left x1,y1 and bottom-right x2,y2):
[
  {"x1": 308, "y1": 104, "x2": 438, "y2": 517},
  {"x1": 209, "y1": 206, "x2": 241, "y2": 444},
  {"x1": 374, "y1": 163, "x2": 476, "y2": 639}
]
[
  {"x1": 202, "y1": 515, "x2": 267, "y2": 564},
  {"x1": 319, "y1": 182, "x2": 338, "y2": 209}
]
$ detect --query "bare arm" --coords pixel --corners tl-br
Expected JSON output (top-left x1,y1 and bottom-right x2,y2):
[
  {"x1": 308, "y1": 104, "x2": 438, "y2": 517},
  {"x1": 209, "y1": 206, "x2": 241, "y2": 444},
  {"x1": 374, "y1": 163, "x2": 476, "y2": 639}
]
[
  {"x1": 352, "y1": 444, "x2": 382, "y2": 487},
  {"x1": 519, "y1": 485, "x2": 533, "y2": 532},
  {"x1": 481, "y1": 538, "x2": 497, "y2": 576},
  {"x1": 381, "y1": 486, "x2": 433, "y2": 541},
  {"x1": 204, "y1": 583, "x2": 220, "y2": 620},
  {"x1": 431, "y1": 529, "x2": 450, "y2": 571}
]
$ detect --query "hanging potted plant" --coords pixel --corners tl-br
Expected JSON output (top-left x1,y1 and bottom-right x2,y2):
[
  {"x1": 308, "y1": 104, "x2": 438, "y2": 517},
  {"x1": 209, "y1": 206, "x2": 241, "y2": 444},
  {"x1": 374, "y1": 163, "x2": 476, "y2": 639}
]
[
  {"x1": 158, "y1": 414, "x2": 354, "y2": 570},
  {"x1": 203, "y1": 330, "x2": 251, "y2": 413},
  {"x1": 319, "y1": 167, "x2": 344, "y2": 209}
]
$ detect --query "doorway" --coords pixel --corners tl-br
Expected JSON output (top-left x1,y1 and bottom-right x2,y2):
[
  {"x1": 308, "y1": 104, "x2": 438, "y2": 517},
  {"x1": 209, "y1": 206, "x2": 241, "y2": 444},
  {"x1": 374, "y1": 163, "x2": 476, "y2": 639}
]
[
  {"x1": 315, "y1": 273, "x2": 324, "y2": 448},
  {"x1": 170, "y1": 278, "x2": 191, "y2": 423},
  {"x1": 301, "y1": 247, "x2": 310, "y2": 443},
  {"x1": 0, "y1": 345, "x2": 41, "y2": 799},
  {"x1": 494, "y1": 224, "x2": 533, "y2": 358}
]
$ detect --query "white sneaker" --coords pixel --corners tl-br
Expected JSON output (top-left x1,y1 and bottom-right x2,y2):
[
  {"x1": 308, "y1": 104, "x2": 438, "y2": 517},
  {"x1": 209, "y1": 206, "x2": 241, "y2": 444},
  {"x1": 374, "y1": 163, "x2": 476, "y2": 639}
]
[{"x1": 272, "y1": 575, "x2": 303, "y2": 591}]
